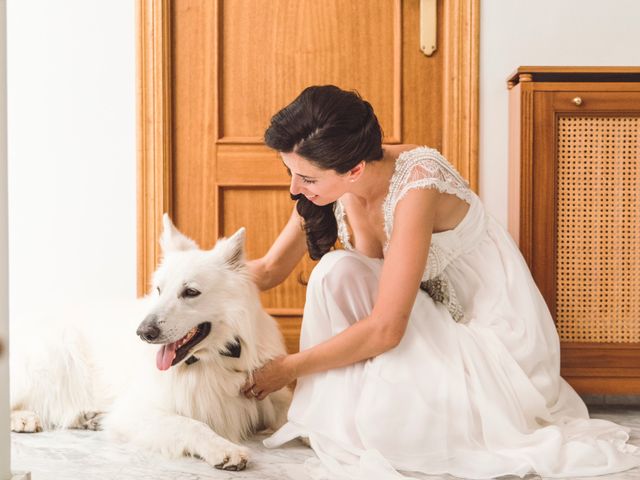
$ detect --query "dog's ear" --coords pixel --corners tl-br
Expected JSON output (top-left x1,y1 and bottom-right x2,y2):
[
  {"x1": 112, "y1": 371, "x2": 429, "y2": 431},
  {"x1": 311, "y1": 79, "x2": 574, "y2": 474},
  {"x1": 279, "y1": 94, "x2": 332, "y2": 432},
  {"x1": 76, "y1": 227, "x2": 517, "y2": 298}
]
[
  {"x1": 160, "y1": 213, "x2": 198, "y2": 252},
  {"x1": 218, "y1": 227, "x2": 246, "y2": 270}
]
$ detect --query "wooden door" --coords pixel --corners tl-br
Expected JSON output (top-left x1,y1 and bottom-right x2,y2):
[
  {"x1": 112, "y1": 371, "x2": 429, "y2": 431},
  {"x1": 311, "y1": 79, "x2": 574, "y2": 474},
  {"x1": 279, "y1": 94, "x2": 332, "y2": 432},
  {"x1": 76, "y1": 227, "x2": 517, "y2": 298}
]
[{"x1": 138, "y1": 0, "x2": 479, "y2": 353}]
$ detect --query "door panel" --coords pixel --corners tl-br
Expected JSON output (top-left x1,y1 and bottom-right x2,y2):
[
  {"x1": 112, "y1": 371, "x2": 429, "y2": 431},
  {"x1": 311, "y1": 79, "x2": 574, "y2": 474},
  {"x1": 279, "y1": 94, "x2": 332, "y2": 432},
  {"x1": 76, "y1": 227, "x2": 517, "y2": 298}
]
[
  {"x1": 220, "y1": 1, "x2": 402, "y2": 143},
  {"x1": 221, "y1": 185, "x2": 313, "y2": 310}
]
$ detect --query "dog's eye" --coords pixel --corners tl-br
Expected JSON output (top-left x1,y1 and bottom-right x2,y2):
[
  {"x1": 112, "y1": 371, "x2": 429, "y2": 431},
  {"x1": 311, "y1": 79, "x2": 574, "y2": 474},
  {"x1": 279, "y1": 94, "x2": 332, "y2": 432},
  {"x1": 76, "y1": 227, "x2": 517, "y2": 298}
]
[
  {"x1": 156, "y1": 287, "x2": 161, "y2": 295},
  {"x1": 182, "y1": 288, "x2": 201, "y2": 298}
]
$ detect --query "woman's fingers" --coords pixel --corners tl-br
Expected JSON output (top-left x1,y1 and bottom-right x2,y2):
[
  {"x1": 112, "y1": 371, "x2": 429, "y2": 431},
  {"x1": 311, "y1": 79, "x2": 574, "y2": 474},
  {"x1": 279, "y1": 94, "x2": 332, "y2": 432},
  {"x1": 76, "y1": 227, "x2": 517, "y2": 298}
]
[
  {"x1": 241, "y1": 379, "x2": 254, "y2": 397},
  {"x1": 240, "y1": 357, "x2": 286, "y2": 400},
  {"x1": 256, "y1": 390, "x2": 268, "y2": 401},
  {"x1": 241, "y1": 380, "x2": 268, "y2": 400}
]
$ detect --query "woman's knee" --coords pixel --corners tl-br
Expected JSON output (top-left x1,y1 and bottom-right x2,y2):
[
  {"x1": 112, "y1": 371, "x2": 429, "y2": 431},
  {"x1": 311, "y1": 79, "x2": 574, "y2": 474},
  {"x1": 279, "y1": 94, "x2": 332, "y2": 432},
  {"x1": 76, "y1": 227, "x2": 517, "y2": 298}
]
[
  {"x1": 302, "y1": 250, "x2": 380, "y2": 341},
  {"x1": 308, "y1": 250, "x2": 376, "y2": 288}
]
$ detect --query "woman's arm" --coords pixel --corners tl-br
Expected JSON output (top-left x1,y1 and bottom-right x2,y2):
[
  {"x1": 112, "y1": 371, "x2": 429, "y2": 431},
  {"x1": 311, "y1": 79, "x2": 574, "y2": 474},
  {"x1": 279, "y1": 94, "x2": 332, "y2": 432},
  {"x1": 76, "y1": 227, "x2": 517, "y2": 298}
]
[
  {"x1": 246, "y1": 206, "x2": 307, "y2": 291},
  {"x1": 243, "y1": 188, "x2": 439, "y2": 399}
]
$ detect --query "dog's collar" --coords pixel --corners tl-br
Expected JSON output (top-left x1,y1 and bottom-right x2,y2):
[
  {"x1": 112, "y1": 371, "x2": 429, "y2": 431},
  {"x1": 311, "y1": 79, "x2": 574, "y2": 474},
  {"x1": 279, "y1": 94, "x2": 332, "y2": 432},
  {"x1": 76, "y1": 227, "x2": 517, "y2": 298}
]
[
  {"x1": 184, "y1": 337, "x2": 241, "y2": 366},
  {"x1": 185, "y1": 355, "x2": 199, "y2": 365},
  {"x1": 219, "y1": 336, "x2": 242, "y2": 359}
]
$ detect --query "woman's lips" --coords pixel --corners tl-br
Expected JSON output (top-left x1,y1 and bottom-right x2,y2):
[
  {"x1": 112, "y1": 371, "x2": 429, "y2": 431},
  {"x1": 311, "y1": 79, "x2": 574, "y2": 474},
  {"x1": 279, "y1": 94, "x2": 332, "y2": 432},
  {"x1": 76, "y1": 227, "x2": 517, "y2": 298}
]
[{"x1": 305, "y1": 194, "x2": 318, "y2": 200}]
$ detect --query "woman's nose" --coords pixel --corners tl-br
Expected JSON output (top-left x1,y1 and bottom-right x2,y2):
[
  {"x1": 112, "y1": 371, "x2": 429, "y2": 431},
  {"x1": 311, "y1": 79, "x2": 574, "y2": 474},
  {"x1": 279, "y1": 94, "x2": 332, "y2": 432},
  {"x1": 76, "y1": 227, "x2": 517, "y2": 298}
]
[{"x1": 289, "y1": 176, "x2": 301, "y2": 195}]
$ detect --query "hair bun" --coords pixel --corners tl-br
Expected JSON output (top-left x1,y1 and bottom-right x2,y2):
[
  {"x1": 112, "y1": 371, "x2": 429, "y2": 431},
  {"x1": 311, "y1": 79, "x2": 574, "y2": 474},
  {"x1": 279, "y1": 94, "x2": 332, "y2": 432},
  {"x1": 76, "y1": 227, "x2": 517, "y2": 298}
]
[{"x1": 265, "y1": 85, "x2": 384, "y2": 259}]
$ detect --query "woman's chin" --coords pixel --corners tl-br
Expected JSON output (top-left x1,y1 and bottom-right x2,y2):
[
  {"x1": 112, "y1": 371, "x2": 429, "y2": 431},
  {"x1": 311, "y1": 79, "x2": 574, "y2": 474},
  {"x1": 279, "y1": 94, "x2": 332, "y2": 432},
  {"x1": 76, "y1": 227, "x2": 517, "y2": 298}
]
[{"x1": 303, "y1": 194, "x2": 335, "y2": 206}]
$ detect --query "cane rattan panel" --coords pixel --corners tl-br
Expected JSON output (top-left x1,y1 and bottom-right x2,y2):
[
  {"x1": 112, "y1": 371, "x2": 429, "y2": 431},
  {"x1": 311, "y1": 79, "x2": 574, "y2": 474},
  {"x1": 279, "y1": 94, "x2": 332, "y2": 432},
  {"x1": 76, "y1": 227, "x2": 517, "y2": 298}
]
[{"x1": 556, "y1": 115, "x2": 640, "y2": 343}]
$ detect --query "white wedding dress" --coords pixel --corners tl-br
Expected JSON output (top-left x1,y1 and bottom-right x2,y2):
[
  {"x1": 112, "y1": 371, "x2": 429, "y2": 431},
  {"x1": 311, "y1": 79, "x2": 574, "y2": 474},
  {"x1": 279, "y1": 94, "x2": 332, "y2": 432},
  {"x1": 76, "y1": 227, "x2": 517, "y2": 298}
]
[{"x1": 264, "y1": 146, "x2": 640, "y2": 479}]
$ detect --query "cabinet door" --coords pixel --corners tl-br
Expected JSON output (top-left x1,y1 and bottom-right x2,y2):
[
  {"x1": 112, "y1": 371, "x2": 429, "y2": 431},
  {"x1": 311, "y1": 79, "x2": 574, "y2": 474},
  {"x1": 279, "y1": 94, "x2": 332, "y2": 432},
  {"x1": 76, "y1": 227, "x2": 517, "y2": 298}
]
[{"x1": 533, "y1": 89, "x2": 640, "y2": 393}]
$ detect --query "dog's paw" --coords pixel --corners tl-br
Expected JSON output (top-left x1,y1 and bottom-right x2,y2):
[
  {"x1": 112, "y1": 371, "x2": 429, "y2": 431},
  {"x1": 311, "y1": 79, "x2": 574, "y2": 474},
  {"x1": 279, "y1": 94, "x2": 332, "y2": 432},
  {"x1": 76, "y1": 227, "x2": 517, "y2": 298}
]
[
  {"x1": 11, "y1": 410, "x2": 43, "y2": 433},
  {"x1": 300, "y1": 436, "x2": 311, "y2": 447},
  {"x1": 208, "y1": 444, "x2": 250, "y2": 471},
  {"x1": 70, "y1": 411, "x2": 105, "y2": 431}
]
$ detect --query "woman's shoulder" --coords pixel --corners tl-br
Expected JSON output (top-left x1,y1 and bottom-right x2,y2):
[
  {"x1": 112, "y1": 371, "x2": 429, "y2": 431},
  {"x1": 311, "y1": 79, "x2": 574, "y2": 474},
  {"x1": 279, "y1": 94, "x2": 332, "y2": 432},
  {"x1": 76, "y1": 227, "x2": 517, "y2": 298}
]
[
  {"x1": 387, "y1": 145, "x2": 436, "y2": 186},
  {"x1": 389, "y1": 145, "x2": 454, "y2": 178},
  {"x1": 393, "y1": 146, "x2": 467, "y2": 185},
  {"x1": 385, "y1": 145, "x2": 473, "y2": 213}
]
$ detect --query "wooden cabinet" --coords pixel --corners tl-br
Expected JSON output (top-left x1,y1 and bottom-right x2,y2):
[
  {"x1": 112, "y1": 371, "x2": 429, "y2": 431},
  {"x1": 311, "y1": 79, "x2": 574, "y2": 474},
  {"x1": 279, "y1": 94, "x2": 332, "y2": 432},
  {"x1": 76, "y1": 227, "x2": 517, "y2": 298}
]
[{"x1": 507, "y1": 67, "x2": 640, "y2": 394}]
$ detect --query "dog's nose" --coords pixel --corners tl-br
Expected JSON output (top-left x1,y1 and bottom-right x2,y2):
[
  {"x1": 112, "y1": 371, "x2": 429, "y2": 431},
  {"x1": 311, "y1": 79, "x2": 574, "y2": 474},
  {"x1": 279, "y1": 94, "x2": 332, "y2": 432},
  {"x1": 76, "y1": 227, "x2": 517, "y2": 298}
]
[{"x1": 137, "y1": 315, "x2": 161, "y2": 342}]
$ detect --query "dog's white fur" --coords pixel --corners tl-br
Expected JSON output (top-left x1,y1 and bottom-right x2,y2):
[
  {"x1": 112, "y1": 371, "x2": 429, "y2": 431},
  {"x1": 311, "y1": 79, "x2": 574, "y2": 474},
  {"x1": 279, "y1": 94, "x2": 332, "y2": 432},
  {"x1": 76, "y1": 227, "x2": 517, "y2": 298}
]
[{"x1": 10, "y1": 215, "x2": 291, "y2": 470}]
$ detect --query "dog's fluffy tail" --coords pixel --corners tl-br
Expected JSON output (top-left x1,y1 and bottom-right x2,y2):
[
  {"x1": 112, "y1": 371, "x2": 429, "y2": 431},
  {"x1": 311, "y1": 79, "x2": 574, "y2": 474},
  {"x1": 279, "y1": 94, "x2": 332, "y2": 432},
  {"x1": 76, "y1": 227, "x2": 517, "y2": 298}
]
[{"x1": 11, "y1": 325, "x2": 104, "y2": 430}]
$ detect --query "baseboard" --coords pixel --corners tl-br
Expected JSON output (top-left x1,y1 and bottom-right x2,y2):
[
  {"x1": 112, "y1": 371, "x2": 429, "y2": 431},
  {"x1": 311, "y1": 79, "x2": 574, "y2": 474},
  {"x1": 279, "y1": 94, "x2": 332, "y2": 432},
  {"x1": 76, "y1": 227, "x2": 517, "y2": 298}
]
[{"x1": 580, "y1": 394, "x2": 640, "y2": 406}]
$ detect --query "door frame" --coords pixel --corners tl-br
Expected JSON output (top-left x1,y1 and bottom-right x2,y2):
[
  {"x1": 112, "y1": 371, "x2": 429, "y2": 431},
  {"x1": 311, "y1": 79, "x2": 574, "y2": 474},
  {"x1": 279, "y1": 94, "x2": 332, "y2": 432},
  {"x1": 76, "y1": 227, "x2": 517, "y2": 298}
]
[{"x1": 136, "y1": 0, "x2": 480, "y2": 295}]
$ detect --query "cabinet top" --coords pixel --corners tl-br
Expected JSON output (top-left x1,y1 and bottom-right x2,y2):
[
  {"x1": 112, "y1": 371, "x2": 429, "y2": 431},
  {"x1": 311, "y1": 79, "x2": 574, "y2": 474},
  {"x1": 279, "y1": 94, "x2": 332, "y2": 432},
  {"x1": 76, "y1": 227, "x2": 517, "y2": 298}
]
[{"x1": 507, "y1": 66, "x2": 640, "y2": 88}]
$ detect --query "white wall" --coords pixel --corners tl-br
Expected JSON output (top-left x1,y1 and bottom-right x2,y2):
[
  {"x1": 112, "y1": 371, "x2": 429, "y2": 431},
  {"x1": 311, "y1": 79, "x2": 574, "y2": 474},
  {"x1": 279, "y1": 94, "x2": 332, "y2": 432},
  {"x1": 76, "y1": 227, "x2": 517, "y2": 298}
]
[
  {"x1": 0, "y1": 0, "x2": 9, "y2": 476},
  {"x1": 479, "y1": 0, "x2": 640, "y2": 225},
  {"x1": 7, "y1": 0, "x2": 136, "y2": 329}
]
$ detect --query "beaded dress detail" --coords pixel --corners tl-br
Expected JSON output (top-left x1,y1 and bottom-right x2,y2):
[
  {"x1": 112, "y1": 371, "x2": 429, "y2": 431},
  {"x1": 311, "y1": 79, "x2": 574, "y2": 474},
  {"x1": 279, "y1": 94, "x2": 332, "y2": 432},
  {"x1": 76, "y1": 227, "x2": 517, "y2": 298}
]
[{"x1": 334, "y1": 146, "x2": 474, "y2": 322}]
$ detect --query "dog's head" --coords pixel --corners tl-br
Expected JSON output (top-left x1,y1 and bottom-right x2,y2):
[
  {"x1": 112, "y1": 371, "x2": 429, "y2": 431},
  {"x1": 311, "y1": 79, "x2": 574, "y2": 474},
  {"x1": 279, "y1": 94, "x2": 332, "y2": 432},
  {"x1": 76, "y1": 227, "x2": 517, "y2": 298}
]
[{"x1": 137, "y1": 214, "x2": 254, "y2": 371}]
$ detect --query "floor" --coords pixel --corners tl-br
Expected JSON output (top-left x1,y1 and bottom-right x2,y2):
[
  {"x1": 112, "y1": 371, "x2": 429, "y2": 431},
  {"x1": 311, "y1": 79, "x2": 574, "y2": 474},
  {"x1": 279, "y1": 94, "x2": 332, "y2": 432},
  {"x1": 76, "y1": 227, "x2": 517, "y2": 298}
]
[{"x1": 10, "y1": 406, "x2": 640, "y2": 480}]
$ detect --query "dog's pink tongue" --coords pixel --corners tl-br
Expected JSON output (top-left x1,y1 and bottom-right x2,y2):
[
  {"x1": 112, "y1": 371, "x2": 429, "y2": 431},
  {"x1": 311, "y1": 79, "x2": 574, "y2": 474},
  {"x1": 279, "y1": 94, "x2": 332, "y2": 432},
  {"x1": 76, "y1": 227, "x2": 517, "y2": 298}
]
[{"x1": 156, "y1": 342, "x2": 177, "y2": 371}]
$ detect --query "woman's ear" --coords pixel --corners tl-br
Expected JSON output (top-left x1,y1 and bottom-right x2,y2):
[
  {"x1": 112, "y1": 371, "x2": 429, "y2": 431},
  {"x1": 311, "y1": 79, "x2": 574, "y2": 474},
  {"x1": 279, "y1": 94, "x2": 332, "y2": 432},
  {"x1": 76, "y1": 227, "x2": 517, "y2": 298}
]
[{"x1": 347, "y1": 161, "x2": 366, "y2": 182}]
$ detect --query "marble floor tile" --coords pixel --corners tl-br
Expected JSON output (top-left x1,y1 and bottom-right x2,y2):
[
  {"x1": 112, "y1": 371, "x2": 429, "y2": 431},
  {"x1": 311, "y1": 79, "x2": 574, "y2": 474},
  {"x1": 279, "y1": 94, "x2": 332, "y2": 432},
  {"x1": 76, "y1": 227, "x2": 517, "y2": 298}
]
[{"x1": 11, "y1": 406, "x2": 640, "y2": 480}]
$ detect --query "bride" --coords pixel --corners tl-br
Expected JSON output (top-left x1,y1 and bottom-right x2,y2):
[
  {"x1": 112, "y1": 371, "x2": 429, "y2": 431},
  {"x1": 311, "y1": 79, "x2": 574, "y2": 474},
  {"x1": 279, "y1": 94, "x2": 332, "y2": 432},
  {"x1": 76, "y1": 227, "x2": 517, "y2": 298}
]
[{"x1": 242, "y1": 85, "x2": 640, "y2": 479}]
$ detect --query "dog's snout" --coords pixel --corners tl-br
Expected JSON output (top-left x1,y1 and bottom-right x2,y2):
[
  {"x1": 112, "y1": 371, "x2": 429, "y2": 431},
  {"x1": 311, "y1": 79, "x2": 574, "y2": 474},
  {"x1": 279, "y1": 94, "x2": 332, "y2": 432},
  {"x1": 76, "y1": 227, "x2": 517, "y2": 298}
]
[{"x1": 137, "y1": 315, "x2": 161, "y2": 343}]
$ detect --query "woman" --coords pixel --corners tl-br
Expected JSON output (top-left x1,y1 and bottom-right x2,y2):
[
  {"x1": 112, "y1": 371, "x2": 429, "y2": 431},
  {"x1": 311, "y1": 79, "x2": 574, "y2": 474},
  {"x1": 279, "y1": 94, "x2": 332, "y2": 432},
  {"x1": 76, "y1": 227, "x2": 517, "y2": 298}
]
[{"x1": 242, "y1": 85, "x2": 640, "y2": 479}]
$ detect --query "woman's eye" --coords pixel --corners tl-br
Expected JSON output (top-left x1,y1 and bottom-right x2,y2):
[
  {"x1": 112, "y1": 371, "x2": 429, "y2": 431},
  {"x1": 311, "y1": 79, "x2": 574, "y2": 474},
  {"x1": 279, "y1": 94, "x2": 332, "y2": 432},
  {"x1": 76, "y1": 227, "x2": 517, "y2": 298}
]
[
  {"x1": 301, "y1": 178, "x2": 316, "y2": 184},
  {"x1": 182, "y1": 288, "x2": 201, "y2": 298}
]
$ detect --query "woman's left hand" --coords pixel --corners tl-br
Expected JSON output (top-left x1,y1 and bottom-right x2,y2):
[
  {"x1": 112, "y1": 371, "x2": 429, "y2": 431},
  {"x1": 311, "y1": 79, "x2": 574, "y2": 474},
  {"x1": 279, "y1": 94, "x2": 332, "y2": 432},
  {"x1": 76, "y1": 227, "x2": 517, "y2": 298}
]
[{"x1": 241, "y1": 354, "x2": 296, "y2": 401}]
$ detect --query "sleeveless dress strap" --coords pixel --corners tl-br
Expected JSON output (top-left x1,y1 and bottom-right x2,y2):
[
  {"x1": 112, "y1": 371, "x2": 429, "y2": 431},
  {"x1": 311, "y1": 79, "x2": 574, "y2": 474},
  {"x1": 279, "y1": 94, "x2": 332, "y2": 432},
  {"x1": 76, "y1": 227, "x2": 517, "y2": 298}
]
[{"x1": 333, "y1": 200, "x2": 354, "y2": 251}]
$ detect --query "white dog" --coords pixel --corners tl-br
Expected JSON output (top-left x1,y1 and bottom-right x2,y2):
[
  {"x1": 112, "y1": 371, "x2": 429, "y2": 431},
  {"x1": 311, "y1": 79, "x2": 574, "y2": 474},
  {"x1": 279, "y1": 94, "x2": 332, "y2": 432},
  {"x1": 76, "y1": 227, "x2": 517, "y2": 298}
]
[{"x1": 10, "y1": 214, "x2": 291, "y2": 471}]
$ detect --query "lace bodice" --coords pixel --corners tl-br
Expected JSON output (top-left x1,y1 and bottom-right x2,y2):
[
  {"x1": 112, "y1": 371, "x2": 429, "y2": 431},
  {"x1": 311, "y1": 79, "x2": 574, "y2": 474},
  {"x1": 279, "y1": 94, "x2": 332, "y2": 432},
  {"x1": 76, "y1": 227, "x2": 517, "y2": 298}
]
[
  {"x1": 333, "y1": 146, "x2": 474, "y2": 322},
  {"x1": 382, "y1": 147, "x2": 474, "y2": 242}
]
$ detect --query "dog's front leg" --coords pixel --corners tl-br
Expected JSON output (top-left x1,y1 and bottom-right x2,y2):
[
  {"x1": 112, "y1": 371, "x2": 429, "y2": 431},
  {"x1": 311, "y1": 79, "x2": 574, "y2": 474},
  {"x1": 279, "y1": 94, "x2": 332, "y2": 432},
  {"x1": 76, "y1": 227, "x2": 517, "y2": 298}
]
[{"x1": 111, "y1": 412, "x2": 250, "y2": 471}]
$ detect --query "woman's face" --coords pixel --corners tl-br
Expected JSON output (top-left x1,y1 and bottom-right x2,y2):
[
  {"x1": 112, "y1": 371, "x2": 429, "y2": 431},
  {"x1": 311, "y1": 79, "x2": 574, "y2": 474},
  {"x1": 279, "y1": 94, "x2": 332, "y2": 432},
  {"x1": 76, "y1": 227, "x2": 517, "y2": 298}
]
[{"x1": 280, "y1": 151, "x2": 349, "y2": 206}]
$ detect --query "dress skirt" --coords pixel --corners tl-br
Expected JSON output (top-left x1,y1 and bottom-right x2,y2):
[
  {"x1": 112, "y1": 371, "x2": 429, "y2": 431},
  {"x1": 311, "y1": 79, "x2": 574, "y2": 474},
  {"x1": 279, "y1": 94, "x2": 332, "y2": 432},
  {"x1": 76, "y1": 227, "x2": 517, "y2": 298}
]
[{"x1": 264, "y1": 195, "x2": 640, "y2": 479}]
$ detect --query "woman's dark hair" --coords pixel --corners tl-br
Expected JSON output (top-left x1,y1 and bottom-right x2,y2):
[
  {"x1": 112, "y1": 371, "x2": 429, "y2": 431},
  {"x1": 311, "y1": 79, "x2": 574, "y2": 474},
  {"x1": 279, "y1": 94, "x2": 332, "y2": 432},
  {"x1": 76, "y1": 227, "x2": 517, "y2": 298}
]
[{"x1": 264, "y1": 85, "x2": 384, "y2": 259}]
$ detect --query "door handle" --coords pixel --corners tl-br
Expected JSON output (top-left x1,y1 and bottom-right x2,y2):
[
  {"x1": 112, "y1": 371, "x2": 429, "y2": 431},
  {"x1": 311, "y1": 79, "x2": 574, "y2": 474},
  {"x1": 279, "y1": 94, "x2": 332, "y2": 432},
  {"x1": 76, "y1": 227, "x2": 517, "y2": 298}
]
[{"x1": 420, "y1": 0, "x2": 437, "y2": 56}]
